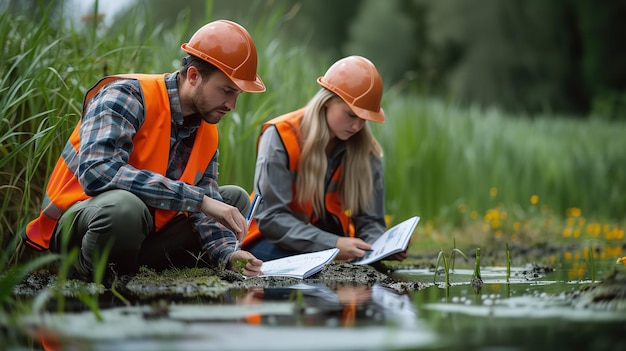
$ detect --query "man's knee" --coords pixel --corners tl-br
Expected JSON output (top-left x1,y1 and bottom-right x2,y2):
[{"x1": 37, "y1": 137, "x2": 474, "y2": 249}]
[
  {"x1": 56, "y1": 190, "x2": 153, "y2": 278},
  {"x1": 64, "y1": 190, "x2": 152, "y2": 249},
  {"x1": 91, "y1": 190, "x2": 153, "y2": 234},
  {"x1": 219, "y1": 185, "x2": 250, "y2": 215},
  {"x1": 108, "y1": 190, "x2": 150, "y2": 223}
]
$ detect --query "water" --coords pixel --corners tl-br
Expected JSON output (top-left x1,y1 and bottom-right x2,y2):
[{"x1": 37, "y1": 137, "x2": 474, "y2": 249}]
[{"x1": 4, "y1": 257, "x2": 626, "y2": 351}]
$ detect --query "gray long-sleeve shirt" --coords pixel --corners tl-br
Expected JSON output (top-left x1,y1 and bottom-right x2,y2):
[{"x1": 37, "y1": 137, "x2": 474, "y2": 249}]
[{"x1": 253, "y1": 125, "x2": 386, "y2": 253}]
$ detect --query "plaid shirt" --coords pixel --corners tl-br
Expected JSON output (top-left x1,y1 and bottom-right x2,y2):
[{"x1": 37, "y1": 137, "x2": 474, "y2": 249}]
[{"x1": 77, "y1": 72, "x2": 235, "y2": 265}]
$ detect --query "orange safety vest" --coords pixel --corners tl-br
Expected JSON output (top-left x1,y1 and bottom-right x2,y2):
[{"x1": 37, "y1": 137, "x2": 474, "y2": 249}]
[
  {"x1": 242, "y1": 108, "x2": 353, "y2": 247},
  {"x1": 23, "y1": 74, "x2": 218, "y2": 251}
]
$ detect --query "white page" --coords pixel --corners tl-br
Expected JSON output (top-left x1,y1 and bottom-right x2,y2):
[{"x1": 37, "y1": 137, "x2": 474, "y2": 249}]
[
  {"x1": 353, "y1": 216, "x2": 420, "y2": 265},
  {"x1": 260, "y1": 248, "x2": 340, "y2": 278}
]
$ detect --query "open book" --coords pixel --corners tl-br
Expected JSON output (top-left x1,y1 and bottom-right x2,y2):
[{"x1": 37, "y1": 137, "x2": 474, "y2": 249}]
[
  {"x1": 258, "y1": 216, "x2": 419, "y2": 278},
  {"x1": 260, "y1": 248, "x2": 340, "y2": 279},
  {"x1": 352, "y1": 216, "x2": 420, "y2": 265}
]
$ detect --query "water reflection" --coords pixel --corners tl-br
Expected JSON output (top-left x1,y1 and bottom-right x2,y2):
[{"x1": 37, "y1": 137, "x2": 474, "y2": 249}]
[
  {"x1": 20, "y1": 283, "x2": 437, "y2": 351},
  {"x1": 8, "y1": 256, "x2": 626, "y2": 351},
  {"x1": 234, "y1": 283, "x2": 419, "y2": 329}
]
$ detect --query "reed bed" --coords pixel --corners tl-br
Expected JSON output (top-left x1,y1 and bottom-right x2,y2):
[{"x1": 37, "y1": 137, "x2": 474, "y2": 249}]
[{"x1": 2, "y1": 3, "x2": 625, "y2": 267}]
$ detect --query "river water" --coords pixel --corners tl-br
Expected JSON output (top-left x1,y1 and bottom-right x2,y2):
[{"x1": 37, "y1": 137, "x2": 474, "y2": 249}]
[{"x1": 4, "y1": 255, "x2": 626, "y2": 351}]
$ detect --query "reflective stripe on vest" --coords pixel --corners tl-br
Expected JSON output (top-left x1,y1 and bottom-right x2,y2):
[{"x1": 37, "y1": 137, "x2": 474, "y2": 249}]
[
  {"x1": 23, "y1": 74, "x2": 218, "y2": 251},
  {"x1": 242, "y1": 108, "x2": 353, "y2": 247}
]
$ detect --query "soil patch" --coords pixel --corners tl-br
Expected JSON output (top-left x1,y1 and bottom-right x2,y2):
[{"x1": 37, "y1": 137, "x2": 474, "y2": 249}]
[{"x1": 12, "y1": 258, "x2": 626, "y2": 312}]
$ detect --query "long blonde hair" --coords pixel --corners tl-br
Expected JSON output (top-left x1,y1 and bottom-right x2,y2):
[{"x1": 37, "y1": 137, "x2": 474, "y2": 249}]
[{"x1": 296, "y1": 88, "x2": 383, "y2": 218}]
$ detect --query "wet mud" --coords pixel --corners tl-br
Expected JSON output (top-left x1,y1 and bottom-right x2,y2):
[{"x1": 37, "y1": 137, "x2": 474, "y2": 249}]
[{"x1": 12, "y1": 257, "x2": 626, "y2": 312}]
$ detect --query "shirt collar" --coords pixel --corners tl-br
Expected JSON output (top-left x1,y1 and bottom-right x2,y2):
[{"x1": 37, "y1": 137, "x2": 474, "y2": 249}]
[
  {"x1": 329, "y1": 140, "x2": 347, "y2": 159},
  {"x1": 165, "y1": 72, "x2": 185, "y2": 126}
]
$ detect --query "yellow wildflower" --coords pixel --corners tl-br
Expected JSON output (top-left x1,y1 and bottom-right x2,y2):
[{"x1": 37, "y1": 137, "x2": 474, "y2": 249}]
[
  {"x1": 530, "y1": 195, "x2": 539, "y2": 205},
  {"x1": 566, "y1": 207, "x2": 582, "y2": 217},
  {"x1": 489, "y1": 187, "x2": 498, "y2": 198}
]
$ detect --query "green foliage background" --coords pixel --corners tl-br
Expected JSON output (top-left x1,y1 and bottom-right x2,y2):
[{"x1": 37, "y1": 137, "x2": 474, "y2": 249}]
[{"x1": 1, "y1": 0, "x2": 625, "y2": 266}]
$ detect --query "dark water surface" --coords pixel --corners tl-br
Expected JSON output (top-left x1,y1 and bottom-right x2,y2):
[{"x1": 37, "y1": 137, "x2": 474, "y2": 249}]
[{"x1": 4, "y1": 256, "x2": 626, "y2": 351}]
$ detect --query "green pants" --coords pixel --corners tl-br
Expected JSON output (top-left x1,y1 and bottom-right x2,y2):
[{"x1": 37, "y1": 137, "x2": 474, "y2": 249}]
[{"x1": 50, "y1": 186, "x2": 250, "y2": 277}]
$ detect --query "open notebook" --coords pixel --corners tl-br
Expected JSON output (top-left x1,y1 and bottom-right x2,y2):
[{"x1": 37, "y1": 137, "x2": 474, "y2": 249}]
[
  {"x1": 257, "y1": 216, "x2": 420, "y2": 278},
  {"x1": 352, "y1": 216, "x2": 420, "y2": 265},
  {"x1": 259, "y1": 248, "x2": 340, "y2": 279}
]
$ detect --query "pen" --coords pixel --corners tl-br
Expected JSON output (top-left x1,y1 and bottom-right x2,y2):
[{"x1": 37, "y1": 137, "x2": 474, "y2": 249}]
[
  {"x1": 234, "y1": 194, "x2": 262, "y2": 251},
  {"x1": 246, "y1": 193, "x2": 262, "y2": 227}
]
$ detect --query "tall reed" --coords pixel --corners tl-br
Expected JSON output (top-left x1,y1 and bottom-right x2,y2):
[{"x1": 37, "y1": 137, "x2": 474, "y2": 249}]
[{"x1": 373, "y1": 95, "x2": 626, "y2": 223}]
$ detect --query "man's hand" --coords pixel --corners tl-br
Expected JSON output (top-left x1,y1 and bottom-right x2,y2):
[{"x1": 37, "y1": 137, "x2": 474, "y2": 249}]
[
  {"x1": 229, "y1": 250, "x2": 263, "y2": 276},
  {"x1": 201, "y1": 195, "x2": 247, "y2": 239},
  {"x1": 335, "y1": 237, "x2": 372, "y2": 261}
]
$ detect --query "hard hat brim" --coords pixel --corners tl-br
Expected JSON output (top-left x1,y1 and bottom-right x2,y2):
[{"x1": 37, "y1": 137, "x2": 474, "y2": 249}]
[
  {"x1": 181, "y1": 42, "x2": 266, "y2": 93},
  {"x1": 350, "y1": 105, "x2": 386, "y2": 123},
  {"x1": 230, "y1": 75, "x2": 266, "y2": 93},
  {"x1": 317, "y1": 77, "x2": 385, "y2": 123}
]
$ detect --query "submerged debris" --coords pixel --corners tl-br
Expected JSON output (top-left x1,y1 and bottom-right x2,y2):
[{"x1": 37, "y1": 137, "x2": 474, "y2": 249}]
[
  {"x1": 232, "y1": 262, "x2": 399, "y2": 290},
  {"x1": 514, "y1": 263, "x2": 555, "y2": 280},
  {"x1": 318, "y1": 262, "x2": 393, "y2": 285},
  {"x1": 12, "y1": 270, "x2": 58, "y2": 296},
  {"x1": 573, "y1": 269, "x2": 626, "y2": 311},
  {"x1": 12, "y1": 270, "x2": 104, "y2": 297}
]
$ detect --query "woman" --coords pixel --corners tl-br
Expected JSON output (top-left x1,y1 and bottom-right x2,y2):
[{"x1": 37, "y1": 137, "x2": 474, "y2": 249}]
[{"x1": 242, "y1": 56, "x2": 406, "y2": 263}]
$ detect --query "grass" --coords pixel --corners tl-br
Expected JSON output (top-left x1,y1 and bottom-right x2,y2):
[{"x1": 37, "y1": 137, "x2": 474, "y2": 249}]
[{"x1": 375, "y1": 96, "x2": 626, "y2": 224}]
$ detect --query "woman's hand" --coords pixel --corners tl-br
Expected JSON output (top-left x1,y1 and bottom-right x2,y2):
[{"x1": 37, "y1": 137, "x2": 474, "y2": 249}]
[
  {"x1": 335, "y1": 237, "x2": 372, "y2": 261},
  {"x1": 201, "y1": 195, "x2": 247, "y2": 239},
  {"x1": 384, "y1": 250, "x2": 408, "y2": 261},
  {"x1": 229, "y1": 250, "x2": 263, "y2": 276}
]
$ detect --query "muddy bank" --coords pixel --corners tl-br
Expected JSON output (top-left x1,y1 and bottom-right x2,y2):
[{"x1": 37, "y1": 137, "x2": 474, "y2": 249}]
[
  {"x1": 121, "y1": 261, "x2": 428, "y2": 300},
  {"x1": 13, "y1": 261, "x2": 428, "y2": 302},
  {"x1": 12, "y1": 253, "x2": 626, "y2": 312},
  {"x1": 573, "y1": 268, "x2": 626, "y2": 311}
]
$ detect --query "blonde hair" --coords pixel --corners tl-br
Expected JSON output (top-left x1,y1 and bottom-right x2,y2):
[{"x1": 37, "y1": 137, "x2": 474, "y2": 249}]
[{"x1": 296, "y1": 88, "x2": 383, "y2": 218}]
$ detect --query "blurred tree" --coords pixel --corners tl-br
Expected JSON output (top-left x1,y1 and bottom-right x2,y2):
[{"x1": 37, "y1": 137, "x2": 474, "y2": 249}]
[
  {"x1": 343, "y1": 0, "x2": 415, "y2": 86},
  {"x1": 136, "y1": 0, "x2": 205, "y2": 28},
  {"x1": 577, "y1": 0, "x2": 626, "y2": 120},
  {"x1": 129, "y1": 0, "x2": 205, "y2": 40},
  {"x1": 283, "y1": 0, "x2": 363, "y2": 57},
  {"x1": 419, "y1": 0, "x2": 626, "y2": 117},
  {"x1": 130, "y1": 0, "x2": 299, "y2": 45},
  {"x1": 424, "y1": 0, "x2": 586, "y2": 115},
  {"x1": 348, "y1": 0, "x2": 454, "y2": 96},
  {"x1": 397, "y1": 0, "x2": 453, "y2": 96},
  {"x1": 13, "y1": 0, "x2": 624, "y2": 118}
]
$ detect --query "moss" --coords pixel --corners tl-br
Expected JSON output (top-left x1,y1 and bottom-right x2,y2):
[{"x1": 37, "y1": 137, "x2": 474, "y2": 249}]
[
  {"x1": 125, "y1": 267, "x2": 233, "y2": 299},
  {"x1": 231, "y1": 258, "x2": 252, "y2": 275}
]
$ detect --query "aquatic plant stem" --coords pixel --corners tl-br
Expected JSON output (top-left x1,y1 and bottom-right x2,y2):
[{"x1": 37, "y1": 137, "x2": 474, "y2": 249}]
[
  {"x1": 506, "y1": 242, "x2": 511, "y2": 283},
  {"x1": 111, "y1": 275, "x2": 131, "y2": 307},
  {"x1": 473, "y1": 248, "x2": 481, "y2": 280},
  {"x1": 589, "y1": 244, "x2": 595, "y2": 283},
  {"x1": 471, "y1": 248, "x2": 483, "y2": 293},
  {"x1": 451, "y1": 238, "x2": 457, "y2": 271},
  {"x1": 434, "y1": 246, "x2": 469, "y2": 298}
]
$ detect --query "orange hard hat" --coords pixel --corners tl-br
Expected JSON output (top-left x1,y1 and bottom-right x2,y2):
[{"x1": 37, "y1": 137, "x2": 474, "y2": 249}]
[
  {"x1": 181, "y1": 20, "x2": 265, "y2": 93},
  {"x1": 317, "y1": 56, "x2": 385, "y2": 123}
]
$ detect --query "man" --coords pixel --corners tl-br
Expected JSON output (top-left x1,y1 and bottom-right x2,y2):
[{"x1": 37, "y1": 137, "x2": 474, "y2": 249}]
[{"x1": 22, "y1": 20, "x2": 264, "y2": 280}]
